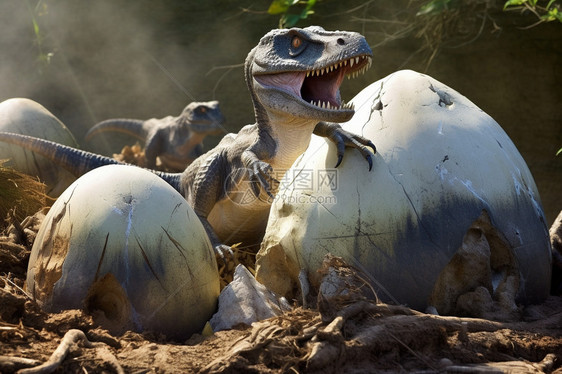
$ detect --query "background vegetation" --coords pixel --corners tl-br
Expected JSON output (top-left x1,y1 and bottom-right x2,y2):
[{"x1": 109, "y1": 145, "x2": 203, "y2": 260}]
[{"x1": 0, "y1": 0, "x2": 561, "y2": 222}]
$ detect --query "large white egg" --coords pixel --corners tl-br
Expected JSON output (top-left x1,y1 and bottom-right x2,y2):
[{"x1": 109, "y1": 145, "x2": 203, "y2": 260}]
[
  {"x1": 256, "y1": 70, "x2": 551, "y2": 312},
  {"x1": 26, "y1": 164, "x2": 219, "y2": 339},
  {"x1": 0, "y1": 98, "x2": 79, "y2": 196}
]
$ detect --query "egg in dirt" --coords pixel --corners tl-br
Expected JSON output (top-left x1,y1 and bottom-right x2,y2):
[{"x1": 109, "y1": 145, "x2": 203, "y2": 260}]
[
  {"x1": 26, "y1": 164, "x2": 220, "y2": 339},
  {"x1": 256, "y1": 70, "x2": 551, "y2": 317}
]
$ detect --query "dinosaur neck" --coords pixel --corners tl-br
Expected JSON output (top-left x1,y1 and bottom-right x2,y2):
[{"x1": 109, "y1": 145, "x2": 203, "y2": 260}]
[
  {"x1": 265, "y1": 112, "x2": 317, "y2": 170},
  {"x1": 176, "y1": 131, "x2": 206, "y2": 154},
  {"x1": 245, "y1": 48, "x2": 269, "y2": 128},
  {"x1": 245, "y1": 48, "x2": 316, "y2": 171}
]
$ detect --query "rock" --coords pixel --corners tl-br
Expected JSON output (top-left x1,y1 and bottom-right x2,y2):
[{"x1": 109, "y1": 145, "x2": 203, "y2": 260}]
[
  {"x1": 26, "y1": 164, "x2": 219, "y2": 339},
  {"x1": 256, "y1": 70, "x2": 551, "y2": 313},
  {"x1": 0, "y1": 98, "x2": 79, "y2": 196},
  {"x1": 210, "y1": 264, "x2": 291, "y2": 332}
]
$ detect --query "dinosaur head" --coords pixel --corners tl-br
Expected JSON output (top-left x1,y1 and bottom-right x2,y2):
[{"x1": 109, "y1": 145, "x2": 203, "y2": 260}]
[
  {"x1": 179, "y1": 101, "x2": 225, "y2": 135},
  {"x1": 247, "y1": 26, "x2": 373, "y2": 124}
]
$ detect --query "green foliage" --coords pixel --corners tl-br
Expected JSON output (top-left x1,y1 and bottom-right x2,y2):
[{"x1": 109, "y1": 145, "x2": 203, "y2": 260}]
[
  {"x1": 267, "y1": 0, "x2": 317, "y2": 28},
  {"x1": 417, "y1": 0, "x2": 457, "y2": 16},
  {"x1": 416, "y1": 0, "x2": 561, "y2": 25},
  {"x1": 503, "y1": 0, "x2": 562, "y2": 25},
  {"x1": 25, "y1": 0, "x2": 54, "y2": 68}
]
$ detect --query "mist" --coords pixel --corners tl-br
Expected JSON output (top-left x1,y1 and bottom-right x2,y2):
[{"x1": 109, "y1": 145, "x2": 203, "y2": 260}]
[{"x1": 0, "y1": 1, "x2": 268, "y2": 145}]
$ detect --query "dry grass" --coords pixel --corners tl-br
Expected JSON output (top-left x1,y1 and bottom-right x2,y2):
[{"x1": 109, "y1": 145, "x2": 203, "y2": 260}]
[
  {"x1": 343, "y1": 0, "x2": 499, "y2": 71},
  {"x1": 0, "y1": 161, "x2": 47, "y2": 232}
]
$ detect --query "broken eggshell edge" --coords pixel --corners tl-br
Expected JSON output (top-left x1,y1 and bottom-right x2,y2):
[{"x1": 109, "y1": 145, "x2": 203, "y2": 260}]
[
  {"x1": 26, "y1": 164, "x2": 220, "y2": 340},
  {"x1": 256, "y1": 69, "x2": 551, "y2": 311}
]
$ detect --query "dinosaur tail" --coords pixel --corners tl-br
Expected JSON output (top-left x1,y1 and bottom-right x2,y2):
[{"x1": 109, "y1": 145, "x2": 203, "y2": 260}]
[
  {"x1": 0, "y1": 132, "x2": 183, "y2": 192},
  {"x1": 85, "y1": 119, "x2": 147, "y2": 142}
]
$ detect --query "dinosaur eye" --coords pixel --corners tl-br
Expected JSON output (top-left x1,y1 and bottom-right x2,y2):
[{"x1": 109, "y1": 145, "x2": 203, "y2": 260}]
[
  {"x1": 291, "y1": 36, "x2": 302, "y2": 49},
  {"x1": 196, "y1": 106, "x2": 207, "y2": 114}
]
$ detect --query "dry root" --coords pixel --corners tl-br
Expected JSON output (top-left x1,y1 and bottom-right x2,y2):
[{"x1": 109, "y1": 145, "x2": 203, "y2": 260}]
[
  {"x1": 202, "y1": 256, "x2": 562, "y2": 373},
  {"x1": 13, "y1": 329, "x2": 124, "y2": 374}
]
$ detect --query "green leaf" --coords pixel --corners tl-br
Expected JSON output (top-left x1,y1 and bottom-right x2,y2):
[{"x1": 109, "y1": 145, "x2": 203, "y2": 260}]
[
  {"x1": 305, "y1": 0, "x2": 317, "y2": 11},
  {"x1": 268, "y1": 0, "x2": 298, "y2": 15},
  {"x1": 503, "y1": 0, "x2": 526, "y2": 10},
  {"x1": 417, "y1": 0, "x2": 451, "y2": 16},
  {"x1": 300, "y1": 0, "x2": 316, "y2": 20},
  {"x1": 542, "y1": 7, "x2": 562, "y2": 22},
  {"x1": 282, "y1": 13, "x2": 302, "y2": 28},
  {"x1": 300, "y1": 8, "x2": 314, "y2": 19},
  {"x1": 557, "y1": 147, "x2": 562, "y2": 156}
]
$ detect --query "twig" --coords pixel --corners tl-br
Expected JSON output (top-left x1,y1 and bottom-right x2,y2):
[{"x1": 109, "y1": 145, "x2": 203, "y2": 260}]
[
  {"x1": 205, "y1": 63, "x2": 244, "y2": 76},
  {"x1": 17, "y1": 330, "x2": 93, "y2": 374},
  {"x1": 0, "y1": 356, "x2": 40, "y2": 372},
  {"x1": 145, "y1": 52, "x2": 197, "y2": 101},
  {"x1": 0, "y1": 274, "x2": 33, "y2": 299},
  {"x1": 16, "y1": 329, "x2": 124, "y2": 374}
]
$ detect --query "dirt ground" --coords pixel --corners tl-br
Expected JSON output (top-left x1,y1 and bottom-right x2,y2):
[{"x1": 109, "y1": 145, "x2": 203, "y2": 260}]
[{"x1": 0, "y1": 208, "x2": 560, "y2": 374}]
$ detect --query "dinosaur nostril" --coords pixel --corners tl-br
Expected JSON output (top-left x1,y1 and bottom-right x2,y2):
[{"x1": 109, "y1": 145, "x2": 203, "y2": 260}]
[{"x1": 337, "y1": 38, "x2": 345, "y2": 45}]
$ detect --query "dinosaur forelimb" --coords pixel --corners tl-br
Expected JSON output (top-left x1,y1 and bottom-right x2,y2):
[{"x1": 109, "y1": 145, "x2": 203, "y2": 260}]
[{"x1": 313, "y1": 122, "x2": 376, "y2": 171}]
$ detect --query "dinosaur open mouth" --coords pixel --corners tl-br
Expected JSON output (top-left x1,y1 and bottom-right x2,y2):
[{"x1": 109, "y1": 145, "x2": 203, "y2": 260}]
[{"x1": 254, "y1": 55, "x2": 372, "y2": 111}]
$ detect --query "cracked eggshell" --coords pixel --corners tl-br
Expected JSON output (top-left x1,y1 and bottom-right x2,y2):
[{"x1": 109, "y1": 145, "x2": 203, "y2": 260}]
[
  {"x1": 257, "y1": 70, "x2": 551, "y2": 310},
  {"x1": 26, "y1": 164, "x2": 219, "y2": 340},
  {"x1": 0, "y1": 98, "x2": 79, "y2": 196}
]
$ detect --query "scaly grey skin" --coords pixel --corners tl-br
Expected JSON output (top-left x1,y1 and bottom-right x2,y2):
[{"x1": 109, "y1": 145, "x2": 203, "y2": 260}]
[
  {"x1": 0, "y1": 26, "x2": 376, "y2": 257},
  {"x1": 85, "y1": 101, "x2": 225, "y2": 171}
]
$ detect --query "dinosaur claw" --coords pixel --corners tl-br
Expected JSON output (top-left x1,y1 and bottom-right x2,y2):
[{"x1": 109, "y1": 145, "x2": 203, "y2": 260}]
[
  {"x1": 367, "y1": 141, "x2": 377, "y2": 154},
  {"x1": 366, "y1": 154, "x2": 373, "y2": 171},
  {"x1": 335, "y1": 155, "x2": 343, "y2": 168}
]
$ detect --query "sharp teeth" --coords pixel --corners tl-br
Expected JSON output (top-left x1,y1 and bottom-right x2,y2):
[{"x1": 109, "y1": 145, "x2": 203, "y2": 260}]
[
  {"x1": 349, "y1": 58, "x2": 354, "y2": 68},
  {"x1": 356, "y1": 57, "x2": 360, "y2": 65}
]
